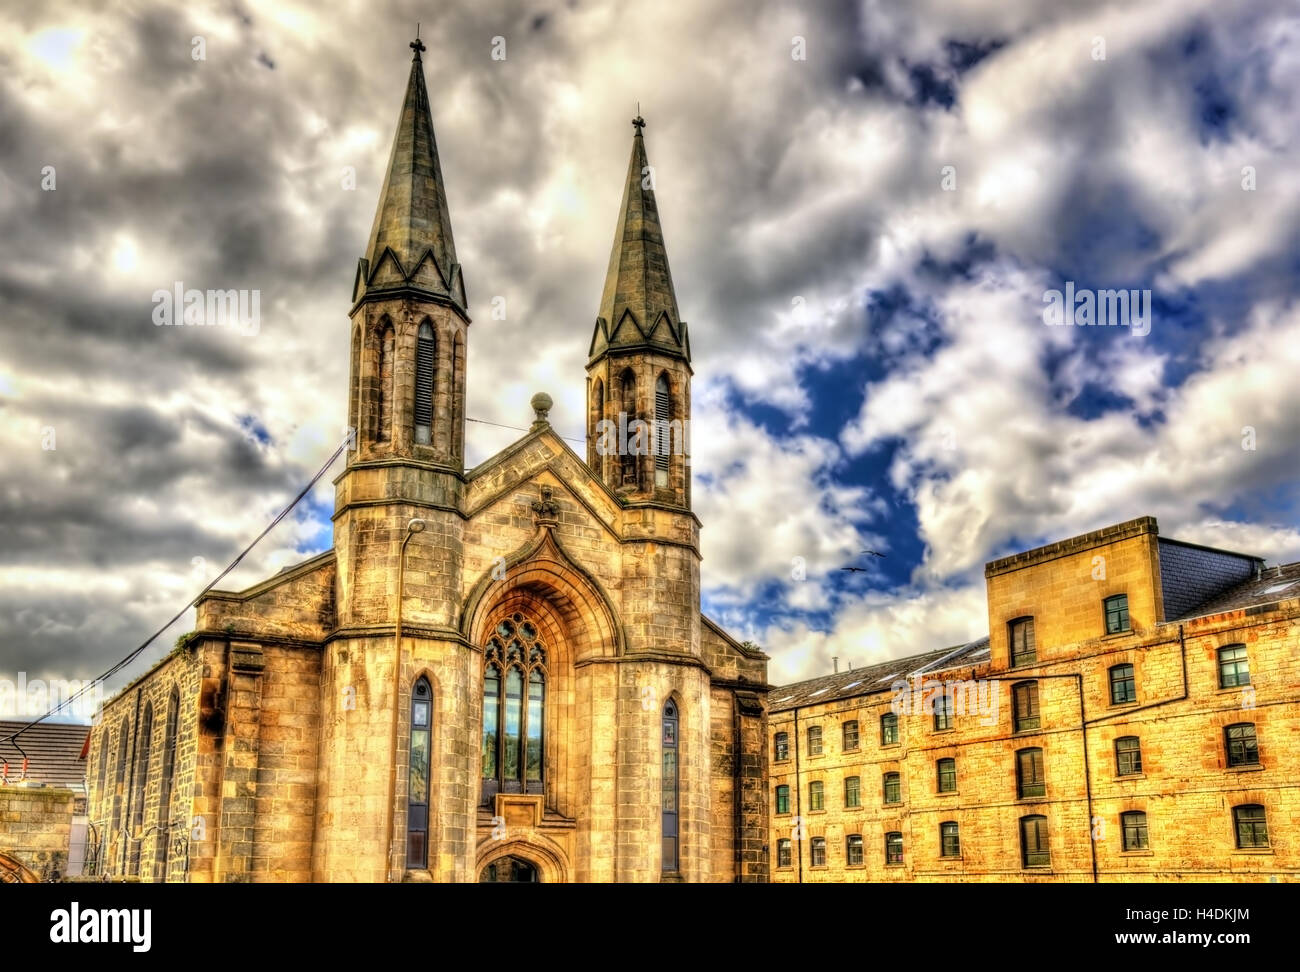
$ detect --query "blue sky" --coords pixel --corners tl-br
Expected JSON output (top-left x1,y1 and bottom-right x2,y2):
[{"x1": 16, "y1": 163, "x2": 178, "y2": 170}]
[{"x1": 1, "y1": 0, "x2": 1299, "y2": 704}]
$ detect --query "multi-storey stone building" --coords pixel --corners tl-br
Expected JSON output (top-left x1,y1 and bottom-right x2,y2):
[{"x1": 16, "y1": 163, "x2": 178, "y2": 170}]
[
  {"x1": 769, "y1": 516, "x2": 1298, "y2": 882},
  {"x1": 85, "y1": 36, "x2": 768, "y2": 883}
]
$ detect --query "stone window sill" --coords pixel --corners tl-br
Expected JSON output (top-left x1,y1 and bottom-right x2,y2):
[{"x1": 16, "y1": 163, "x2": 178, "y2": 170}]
[{"x1": 1226, "y1": 763, "x2": 1264, "y2": 773}]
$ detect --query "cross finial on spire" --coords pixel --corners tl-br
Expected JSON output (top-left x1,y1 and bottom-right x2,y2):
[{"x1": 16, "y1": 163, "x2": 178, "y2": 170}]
[
  {"x1": 410, "y1": 25, "x2": 426, "y2": 60},
  {"x1": 632, "y1": 106, "x2": 646, "y2": 135}
]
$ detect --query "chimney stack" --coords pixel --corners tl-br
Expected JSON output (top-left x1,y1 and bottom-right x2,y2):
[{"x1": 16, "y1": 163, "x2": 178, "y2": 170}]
[{"x1": 832, "y1": 656, "x2": 839, "y2": 674}]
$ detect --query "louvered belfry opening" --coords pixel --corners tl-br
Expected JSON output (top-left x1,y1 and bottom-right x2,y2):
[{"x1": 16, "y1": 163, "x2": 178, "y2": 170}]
[
  {"x1": 414, "y1": 320, "x2": 435, "y2": 444},
  {"x1": 654, "y1": 373, "x2": 671, "y2": 487}
]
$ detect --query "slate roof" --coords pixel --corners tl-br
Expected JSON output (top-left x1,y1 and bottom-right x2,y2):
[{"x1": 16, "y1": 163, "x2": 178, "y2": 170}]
[
  {"x1": 1171, "y1": 560, "x2": 1300, "y2": 620},
  {"x1": 0, "y1": 721, "x2": 90, "y2": 790},
  {"x1": 769, "y1": 637, "x2": 990, "y2": 713}
]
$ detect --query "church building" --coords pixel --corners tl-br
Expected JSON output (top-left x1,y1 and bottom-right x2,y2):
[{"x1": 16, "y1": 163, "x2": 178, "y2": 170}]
[{"x1": 85, "y1": 36, "x2": 770, "y2": 883}]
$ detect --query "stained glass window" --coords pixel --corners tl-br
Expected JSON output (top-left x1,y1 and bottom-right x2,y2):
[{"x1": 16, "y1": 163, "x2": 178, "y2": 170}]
[
  {"x1": 482, "y1": 614, "x2": 548, "y2": 804},
  {"x1": 407, "y1": 677, "x2": 432, "y2": 868}
]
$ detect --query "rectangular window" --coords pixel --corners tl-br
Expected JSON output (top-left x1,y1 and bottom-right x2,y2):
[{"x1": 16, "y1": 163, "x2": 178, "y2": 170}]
[
  {"x1": 810, "y1": 837, "x2": 827, "y2": 868},
  {"x1": 1233, "y1": 805, "x2": 1269, "y2": 849},
  {"x1": 1105, "y1": 594, "x2": 1130, "y2": 634},
  {"x1": 775, "y1": 784, "x2": 789, "y2": 815},
  {"x1": 842, "y1": 720, "x2": 860, "y2": 751},
  {"x1": 1013, "y1": 681, "x2": 1040, "y2": 732},
  {"x1": 1020, "y1": 815, "x2": 1050, "y2": 867},
  {"x1": 807, "y1": 725, "x2": 823, "y2": 756},
  {"x1": 933, "y1": 692, "x2": 953, "y2": 731},
  {"x1": 808, "y1": 780, "x2": 824, "y2": 811},
  {"x1": 776, "y1": 839, "x2": 792, "y2": 868},
  {"x1": 1115, "y1": 736, "x2": 1143, "y2": 776},
  {"x1": 885, "y1": 832, "x2": 903, "y2": 865},
  {"x1": 1218, "y1": 645, "x2": 1250, "y2": 689},
  {"x1": 940, "y1": 821, "x2": 961, "y2": 858},
  {"x1": 774, "y1": 732, "x2": 789, "y2": 762},
  {"x1": 1109, "y1": 664, "x2": 1136, "y2": 704},
  {"x1": 844, "y1": 775, "x2": 861, "y2": 808},
  {"x1": 1225, "y1": 723, "x2": 1259, "y2": 767},
  {"x1": 883, "y1": 772, "x2": 901, "y2": 805},
  {"x1": 880, "y1": 713, "x2": 899, "y2": 745},
  {"x1": 1121, "y1": 811, "x2": 1149, "y2": 851},
  {"x1": 1010, "y1": 617, "x2": 1036, "y2": 666},
  {"x1": 1016, "y1": 748, "x2": 1046, "y2": 799},
  {"x1": 937, "y1": 758, "x2": 957, "y2": 793},
  {"x1": 846, "y1": 834, "x2": 864, "y2": 866}
]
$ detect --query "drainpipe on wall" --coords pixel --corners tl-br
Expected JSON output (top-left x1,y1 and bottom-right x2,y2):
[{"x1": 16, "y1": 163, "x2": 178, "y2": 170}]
[{"x1": 793, "y1": 706, "x2": 803, "y2": 885}]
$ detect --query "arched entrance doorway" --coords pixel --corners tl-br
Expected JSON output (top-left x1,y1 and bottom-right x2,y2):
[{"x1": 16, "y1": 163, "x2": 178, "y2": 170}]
[{"x1": 479, "y1": 855, "x2": 540, "y2": 883}]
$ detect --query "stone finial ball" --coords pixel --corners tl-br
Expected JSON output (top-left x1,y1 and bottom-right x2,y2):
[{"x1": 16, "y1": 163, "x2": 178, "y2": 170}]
[{"x1": 531, "y1": 392, "x2": 553, "y2": 420}]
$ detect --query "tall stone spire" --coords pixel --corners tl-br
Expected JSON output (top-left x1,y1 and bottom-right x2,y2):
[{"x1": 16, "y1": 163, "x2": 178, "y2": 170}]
[
  {"x1": 588, "y1": 114, "x2": 689, "y2": 364},
  {"x1": 353, "y1": 34, "x2": 466, "y2": 311}
]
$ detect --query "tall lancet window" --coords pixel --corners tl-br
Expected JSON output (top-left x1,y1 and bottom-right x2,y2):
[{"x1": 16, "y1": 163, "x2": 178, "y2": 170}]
[
  {"x1": 481, "y1": 614, "x2": 547, "y2": 805},
  {"x1": 155, "y1": 688, "x2": 179, "y2": 874},
  {"x1": 619, "y1": 369, "x2": 638, "y2": 489},
  {"x1": 378, "y1": 323, "x2": 395, "y2": 443},
  {"x1": 654, "y1": 373, "x2": 671, "y2": 488},
  {"x1": 407, "y1": 677, "x2": 432, "y2": 868},
  {"x1": 662, "y1": 699, "x2": 680, "y2": 873},
  {"x1": 414, "y1": 321, "x2": 435, "y2": 445},
  {"x1": 451, "y1": 332, "x2": 464, "y2": 457}
]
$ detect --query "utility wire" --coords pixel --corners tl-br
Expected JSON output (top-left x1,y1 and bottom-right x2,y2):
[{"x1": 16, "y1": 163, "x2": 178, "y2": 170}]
[
  {"x1": 4, "y1": 415, "x2": 583, "y2": 760},
  {"x1": 2, "y1": 435, "x2": 352, "y2": 761},
  {"x1": 467, "y1": 415, "x2": 586, "y2": 446}
]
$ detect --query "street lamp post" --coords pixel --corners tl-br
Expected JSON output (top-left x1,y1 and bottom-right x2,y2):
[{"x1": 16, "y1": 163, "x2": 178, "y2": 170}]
[{"x1": 385, "y1": 517, "x2": 426, "y2": 881}]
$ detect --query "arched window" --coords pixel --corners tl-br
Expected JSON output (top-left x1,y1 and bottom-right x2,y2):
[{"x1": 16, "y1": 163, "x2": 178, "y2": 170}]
[
  {"x1": 880, "y1": 711, "x2": 899, "y2": 745},
  {"x1": 479, "y1": 855, "x2": 539, "y2": 882},
  {"x1": 1012, "y1": 680, "x2": 1040, "y2": 732},
  {"x1": 1109, "y1": 663, "x2": 1136, "y2": 704},
  {"x1": 451, "y1": 332, "x2": 464, "y2": 458},
  {"x1": 883, "y1": 771, "x2": 901, "y2": 805},
  {"x1": 591, "y1": 377, "x2": 605, "y2": 475},
  {"x1": 349, "y1": 325, "x2": 361, "y2": 441},
  {"x1": 937, "y1": 757, "x2": 957, "y2": 793},
  {"x1": 1233, "y1": 804, "x2": 1268, "y2": 849},
  {"x1": 132, "y1": 703, "x2": 153, "y2": 832},
  {"x1": 1115, "y1": 735, "x2": 1142, "y2": 776},
  {"x1": 413, "y1": 321, "x2": 435, "y2": 445},
  {"x1": 1020, "y1": 814, "x2": 1050, "y2": 867},
  {"x1": 1009, "y1": 616, "x2": 1036, "y2": 666},
  {"x1": 1224, "y1": 722, "x2": 1258, "y2": 767},
  {"x1": 377, "y1": 322, "x2": 395, "y2": 443},
  {"x1": 1016, "y1": 747, "x2": 1046, "y2": 798},
  {"x1": 662, "y1": 698, "x2": 679, "y2": 874},
  {"x1": 155, "y1": 689, "x2": 179, "y2": 875},
  {"x1": 96, "y1": 733, "x2": 109, "y2": 813},
  {"x1": 112, "y1": 719, "x2": 129, "y2": 836},
  {"x1": 773, "y1": 731, "x2": 789, "y2": 762},
  {"x1": 654, "y1": 373, "x2": 671, "y2": 487},
  {"x1": 407, "y1": 677, "x2": 432, "y2": 868},
  {"x1": 619, "y1": 368, "x2": 638, "y2": 489},
  {"x1": 482, "y1": 613, "x2": 547, "y2": 804}
]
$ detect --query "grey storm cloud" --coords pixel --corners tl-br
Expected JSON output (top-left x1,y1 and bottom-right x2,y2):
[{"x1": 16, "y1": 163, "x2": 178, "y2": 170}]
[{"x1": 3, "y1": 0, "x2": 1299, "y2": 696}]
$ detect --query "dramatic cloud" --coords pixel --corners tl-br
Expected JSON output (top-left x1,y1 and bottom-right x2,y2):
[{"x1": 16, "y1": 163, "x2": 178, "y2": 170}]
[{"x1": 2, "y1": 0, "x2": 1298, "y2": 715}]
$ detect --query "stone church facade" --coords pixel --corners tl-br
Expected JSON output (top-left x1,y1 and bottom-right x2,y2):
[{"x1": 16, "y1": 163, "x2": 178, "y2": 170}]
[{"x1": 86, "y1": 37, "x2": 769, "y2": 883}]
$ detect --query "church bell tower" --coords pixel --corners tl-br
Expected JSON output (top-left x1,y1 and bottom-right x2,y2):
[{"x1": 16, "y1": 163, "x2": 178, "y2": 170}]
[
  {"x1": 585, "y1": 115, "x2": 692, "y2": 509},
  {"x1": 348, "y1": 35, "x2": 468, "y2": 468}
]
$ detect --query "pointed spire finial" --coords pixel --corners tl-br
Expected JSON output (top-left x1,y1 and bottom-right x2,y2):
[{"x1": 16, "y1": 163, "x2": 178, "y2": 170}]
[{"x1": 410, "y1": 25, "x2": 426, "y2": 60}]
